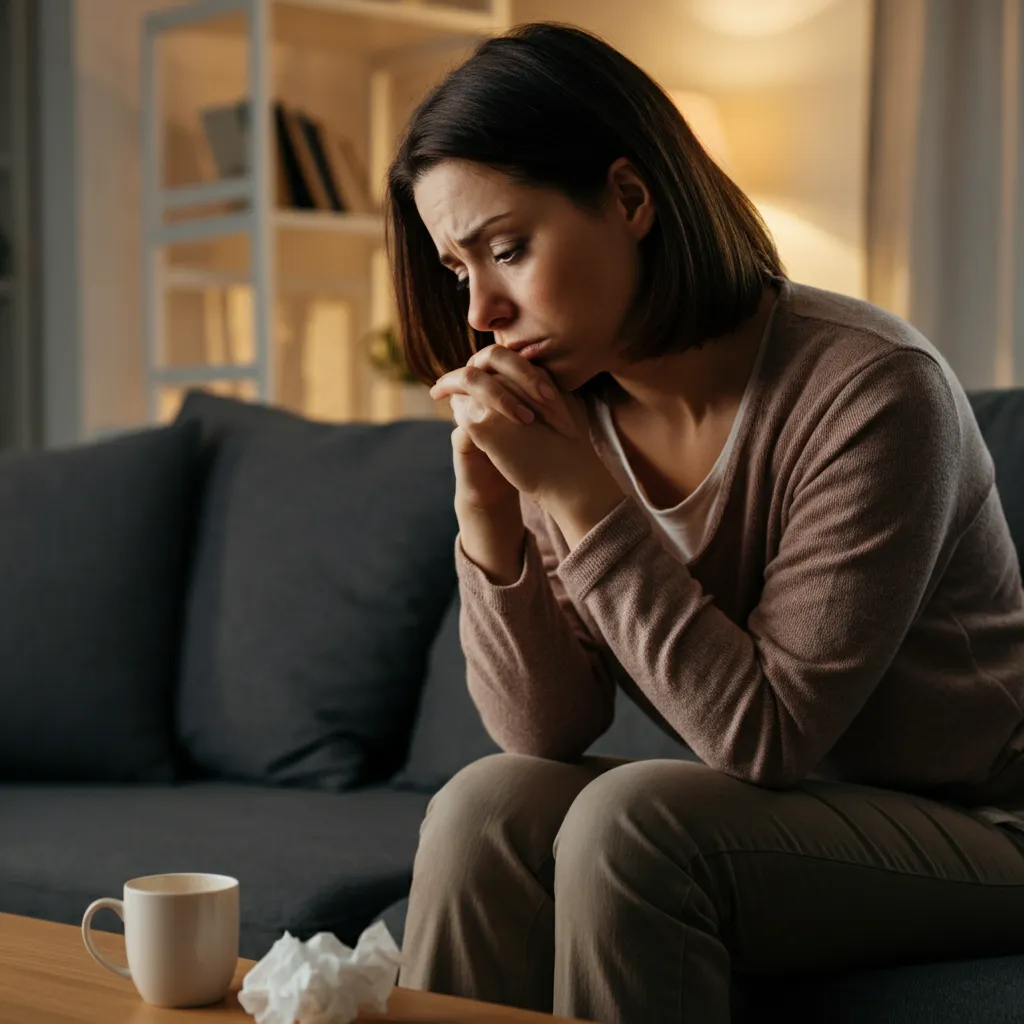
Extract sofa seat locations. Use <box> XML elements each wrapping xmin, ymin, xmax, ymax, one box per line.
<box><xmin>377</xmin><ymin>897</ymin><xmax>1024</xmax><ymax>1024</ymax></box>
<box><xmin>1</xmin><ymin>782</ymin><xmax>431</xmax><ymax>960</ymax></box>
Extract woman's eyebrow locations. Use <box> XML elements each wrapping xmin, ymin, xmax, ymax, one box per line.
<box><xmin>438</xmin><ymin>211</ymin><xmax>514</xmax><ymax>267</ymax></box>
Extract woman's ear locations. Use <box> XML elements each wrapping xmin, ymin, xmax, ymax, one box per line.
<box><xmin>607</xmin><ymin>157</ymin><xmax>656</xmax><ymax>241</ymax></box>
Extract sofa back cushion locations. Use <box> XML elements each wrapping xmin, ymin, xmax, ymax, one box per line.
<box><xmin>174</xmin><ymin>391</ymin><xmax>458</xmax><ymax>790</ymax></box>
<box><xmin>968</xmin><ymin>389</ymin><xmax>1024</xmax><ymax>568</ymax></box>
<box><xmin>392</xmin><ymin>596</ymin><xmax>499</xmax><ymax>789</ymax></box>
<box><xmin>0</xmin><ymin>422</ymin><xmax>200</xmax><ymax>781</ymax></box>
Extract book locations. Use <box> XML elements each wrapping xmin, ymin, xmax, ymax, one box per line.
<box><xmin>272</xmin><ymin>102</ymin><xmax>318</xmax><ymax>210</ymax></box>
<box><xmin>272</xmin><ymin>119</ymin><xmax>295</xmax><ymax>209</ymax></box>
<box><xmin>322</xmin><ymin>131</ymin><xmax>375</xmax><ymax>214</ymax></box>
<box><xmin>297</xmin><ymin>113</ymin><xmax>345</xmax><ymax>213</ymax></box>
<box><xmin>200</xmin><ymin>101</ymin><xmax>248</xmax><ymax>178</ymax></box>
<box><xmin>278</xmin><ymin>104</ymin><xmax>332</xmax><ymax>210</ymax></box>
<box><xmin>200</xmin><ymin>99</ymin><xmax>365</xmax><ymax>213</ymax></box>
<box><xmin>201</xmin><ymin>99</ymin><xmax>293</xmax><ymax>207</ymax></box>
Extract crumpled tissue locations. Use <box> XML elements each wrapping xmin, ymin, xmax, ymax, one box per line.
<box><xmin>238</xmin><ymin>921</ymin><xmax>403</xmax><ymax>1024</ymax></box>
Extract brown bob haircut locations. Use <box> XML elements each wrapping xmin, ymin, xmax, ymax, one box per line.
<box><xmin>385</xmin><ymin>21</ymin><xmax>784</xmax><ymax>387</ymax></box>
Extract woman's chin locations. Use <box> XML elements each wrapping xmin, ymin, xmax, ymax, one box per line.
<box><xmin>535</xmin><ymin>353</ymin><xmax>583</xmax><ymax>393</ymax></box>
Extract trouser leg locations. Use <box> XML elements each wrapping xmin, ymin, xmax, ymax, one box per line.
<box><xmin>398</xmin><ymin>752</ymin><xmax>616</xmax><ymax>1012</ymax></box>
<box><xmin>552</xmin><ymin>760</ymin><xmax>1024</xmax><ymax>1024</ymax></box>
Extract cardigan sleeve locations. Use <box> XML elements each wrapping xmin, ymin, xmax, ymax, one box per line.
<box><xmin>455</xmin><ymin>493</ymin><xmax>617</xmax><ymax>761</ymax></box>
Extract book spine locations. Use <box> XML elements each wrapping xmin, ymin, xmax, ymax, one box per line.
<box><xmin>298</xmin><ymin>114</ymin><xmax>345</xmax><ymax>213</ymax></box>
<box><xmin>273</xmin><ymin>102</ymin><xmax>317</xmax><ymax>210</ymax></box>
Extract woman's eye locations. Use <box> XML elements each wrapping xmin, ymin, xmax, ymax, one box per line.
<box><xmin>494</xmin><ymin>243</ymin><xmax>524</xmax><ymax>265</ymax></box>
<box><xmin>452</xmin><ymin>243</ymin><xmax>523</xmax><ymax>294</ymax></box>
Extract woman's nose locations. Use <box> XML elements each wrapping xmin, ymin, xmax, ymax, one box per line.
<box><xmin>466</xmin><ymin>273</ymin><xmax>515</xmax><ymax>334</ymax></box>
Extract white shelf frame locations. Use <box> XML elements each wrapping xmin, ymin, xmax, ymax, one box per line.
<box><xmin>141</xmin><ymin>0</ymin><xmax>510</xmax><ymax>423</ymax></box>
<box><xmin>164</xmin><ymin>265</ymin><xmax>368</xmax><ymax>295</ymax></box>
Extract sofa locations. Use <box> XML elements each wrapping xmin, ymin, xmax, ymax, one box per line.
<box><xmin>1</xmin><ymin>385</ymin><xmax>1022</xmax><ymax>1023</ymax></box>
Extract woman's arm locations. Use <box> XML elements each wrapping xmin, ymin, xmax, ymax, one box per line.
<box><xmin>547</xmin><ymin>350</ymin><xmax>966</xmax><ymax>788</ymax></box>
<box><xmin>457</xmin><ymin>492</ymin><xmax>617</xmax><ymax>762</ymax></box>
<box><xmin>456</xmin><ymin>495</ymin><xmax>525</xmax><ymax>586</ymax></box>
<box><xmin>430</xmin><ymin>344</ymin><xmax>619</xmax><ymax>761</ymax></box>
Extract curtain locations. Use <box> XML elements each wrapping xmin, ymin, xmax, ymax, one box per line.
<box><xmin>868</xmin><ymin>0</ymin><xmax>1024</xmax><ymax>389</ymax></box>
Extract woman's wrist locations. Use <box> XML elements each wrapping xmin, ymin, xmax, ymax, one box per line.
<box><xmin>541</xmin><ymin>465</ymin><xmax>625</xmax><ymax>549</ymax></box>
<box><xmin>455</xmin><ymin>493</ymin><xmax>527</xmax><ymax>586</ymax></box>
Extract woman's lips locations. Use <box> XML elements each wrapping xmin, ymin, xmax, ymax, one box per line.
<box><xmin>516</xmin><ymin>340</ymin><xmax>549</xmax><ymax>360</ymax></box>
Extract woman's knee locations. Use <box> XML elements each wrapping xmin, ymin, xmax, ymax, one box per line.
<box><xmin>418</xmin><ymin>752</ymin><xmax>607</xmax><ymax>874</ymax></box>
<box><xmin>553</xmin><ymin>759</ymin><xmax>746</xmax><ymax>881</ymax></box>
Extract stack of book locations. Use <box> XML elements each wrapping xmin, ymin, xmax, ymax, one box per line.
<box><xmin>201</xmin><ymin>99</ymin><xmax>376</xmax><ymax>214</ymax></box>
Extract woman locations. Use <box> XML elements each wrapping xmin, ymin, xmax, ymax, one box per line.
<box><xmin>384</xmin><ymin>21</ymin><xmax>1024</xmax><ymax>1024</ymax></box>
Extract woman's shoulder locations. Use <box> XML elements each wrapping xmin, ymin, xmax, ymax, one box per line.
<box><xmin>764</xmin><ymin>280</ymin><xmax>992</xmax><ymax>503</ymax></box>
<box><xmin>779</xmin><ymin>279</ymin><xmax>945</xmax><ymax>368</ymax></box>
<box><xmin>767</xmin><ymin>279</ymin><xmax>964</xmax><ymax>418</ymax></box>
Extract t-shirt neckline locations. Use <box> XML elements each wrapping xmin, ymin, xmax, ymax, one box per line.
<box><xmin>592</xmin><ymin>286</ymin><xmax>780</xmax><ymax>518</ymax></box>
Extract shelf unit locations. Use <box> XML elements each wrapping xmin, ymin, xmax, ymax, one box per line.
<box><xmin>0</xmin><ymin>0</ymin><xmax>35</xmax><ymax>452</ymax></box>
<box><xmin>142</xmin><ymin>0</ymin><xmax>511</xmax><ymax>424</ymax></box>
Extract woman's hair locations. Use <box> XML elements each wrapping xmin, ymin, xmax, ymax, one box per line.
<box><xmin>385</xmin><ymin>21</ymin><xmax>784</xmax><ymax>386</ymax></box>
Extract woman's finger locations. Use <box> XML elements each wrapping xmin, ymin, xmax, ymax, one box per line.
<box><xmin>432</xmin><ymin>365</ymin><xmax>536</xmax><ymax>425</ymax></box>
<box><xmin>467</xmin><ymin>346</ymin><xmax>577</xmax><ymax>438</ymax></box>
<box><xmin>468</xmin><ymin>345</ymin><xmax>558</xmax><ymax>407</ymax></box>
<box><xmin>432</xmin><ymin>366</ymin><xmax>538</xmax><ymax>414</ymax></box>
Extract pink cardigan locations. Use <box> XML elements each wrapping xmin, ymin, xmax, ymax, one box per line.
<box><xmin>454</xmin><ymin>279</ymin><xmax>1024</xmax><ymax>808</ymax></box>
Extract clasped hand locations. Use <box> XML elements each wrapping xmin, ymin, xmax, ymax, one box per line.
<box><xmin>430</xmin><ymin>345</ymin><xmax>624</xmax><ymax>544</ymax></box>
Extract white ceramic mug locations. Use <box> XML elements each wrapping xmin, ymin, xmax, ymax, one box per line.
<box><xmin>81</xmin><ymin>872</ymin><xmax>239</xmax><ymax>1007</ymax></box>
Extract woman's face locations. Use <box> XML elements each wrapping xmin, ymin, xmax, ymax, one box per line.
<box><xmin>413</xmin><ymin>158</ymin><xmax>654</xmax><ymax>391</ymax></box>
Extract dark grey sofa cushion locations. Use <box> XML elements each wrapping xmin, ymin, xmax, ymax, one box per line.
<box><xmin>0</xmin><ymin>422</ymin><xmax>200</xmax><ymax>782</ymax></box>
<box><xmin>968</xmin><ymin>389</ymin><xmax>1024</xmax><ymax>567</ymax></box>
<box><xmin>174</xmin><ymin>391</ymin><xmax>458</xmax><ymax>790</ymax></box>
<box><xmin>731</xmin><ymin>959</ymin><xmax>1024</xmax><ymax>1024</ymax></box>
<box><xmin>0</xmin><ymin>783</ymin><xmax>431</xmax><ymax>959</ymax></box>
<box><xmin>393</xmin><ymin>592</ymin><xmax>697</xmax><ymax>792</ymax></box>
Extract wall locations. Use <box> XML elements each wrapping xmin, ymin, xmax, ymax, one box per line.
<box><xmin>38</xmin><ymin>0</ymin><xmax>80</xmax><ymax>448</ymax></box>
<box><xmin>74</xmin><ymin>2</ymin><xmax>163</xmax><ymax>439</ymax></box>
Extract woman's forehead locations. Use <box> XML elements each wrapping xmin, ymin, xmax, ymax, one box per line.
<box><xmin>415</xmin><ymin>160</ymin><xmax>522</xmax><ymax>210</ymax></box>
<box><xmin>415</xmin><ymin>165</ymin><xmax>549</xmax><ymax>246</ymax></box>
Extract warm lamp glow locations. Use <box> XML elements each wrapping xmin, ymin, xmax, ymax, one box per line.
<box><xmin>754</xmin><ymin>197</ymin><xmax>863</xmax><ymax>297</ymax></box>
<box><xmin>667</xmin><ymin>91</ymin><xmax>865</xmax><ymax>298</ymax></box>
<box><xmin>669</xmin><ymin>90</ymin><xmax>733</xmax><ymax>171</ymax></box>
<box><xmin>689</xmin><ymin>0</ymin><xmax>840</xmax><ymax>37</ymax></box>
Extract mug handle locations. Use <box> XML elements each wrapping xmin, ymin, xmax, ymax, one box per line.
<box><xmin>81</xmin><ymin>898</ymin><xmax>132</xmax><ymax>980</ymax></box>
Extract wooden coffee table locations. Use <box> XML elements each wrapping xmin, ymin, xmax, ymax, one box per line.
<box><xmin>0</xmin><ymin>913</ymin><xmax>580</xmax><ymax>1023</ymax></box>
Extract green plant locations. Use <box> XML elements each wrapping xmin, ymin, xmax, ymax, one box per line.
<box><xmin>366</xmin><ymin>325</ymin><xmax>419</xmax><ymax>384</ymax></box>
